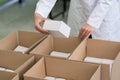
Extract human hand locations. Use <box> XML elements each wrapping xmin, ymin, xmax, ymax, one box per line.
<box><xmin>34</xmin><ymin>13</ymin><xmax>49</xmax><ymax>34</ymax></box>
<box><xmin>78</xmin><ymin>24</ymin><xmax>94</xmax><ymax>41</ymax></box>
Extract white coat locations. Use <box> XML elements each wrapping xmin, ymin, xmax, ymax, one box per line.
<box><xmin>35</xmin><ymin>0</ymin><xmax>120</xmax><ymax>42</ymax></box>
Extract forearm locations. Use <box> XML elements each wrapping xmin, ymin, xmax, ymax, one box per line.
<box><xmin>35</xmin><ymin>0</ymin><xmax>57</xmax><ymax>18</ymax></box>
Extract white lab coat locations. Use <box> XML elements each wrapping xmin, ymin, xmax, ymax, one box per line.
<box><xmin>35</xmin><ymin>0</ymin><xmax>120</xmax><ymax>42</ymax></box>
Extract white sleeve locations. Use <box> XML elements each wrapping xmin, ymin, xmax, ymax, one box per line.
<box><xmin>87</xmin><ymin>0</ymin><xmax>114</xmax><ymax>29</ymax></box>
<box><xmin>35</xmin><ymin>0</ymin><xmax>57</xmax><ymax>18</ymax></box>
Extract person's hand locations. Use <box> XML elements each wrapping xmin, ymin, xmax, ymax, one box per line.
<box><xmin>78</xmin><ymin>24</ymin><xmax>94</xmax><ymax>41</ymax></box>
<box><xmin>34</xmin><ymin>13</ymin><xmax>49</xmax><ymax>34</ymax></box>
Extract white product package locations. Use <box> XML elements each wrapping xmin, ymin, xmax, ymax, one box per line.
<box><xmin>43</xmin><ymin>20</ymin><xmax>71</xmax><ymax>38</ymax></box>
<box><xmin>84</xmin><ymin>57</ymin><xmax>114</xmax><ymax>73</ymax></box>
<box><xmin>56</xmin><ymin>78</ymin><xmax>66</xmax><ymax>80</ymax></box>
<box><xmin>5</xmin><ymin>69</ymin><xmax>14</xmax><ymax>73</ymax></box>
<box><xmin>102</xmin><ymin>59</ymin><xmax>114</xmax><ymax>73</ymax></box>
<box><xmin>0</xmin><ymin>67</ymin><xmax>14</xmax><ymax>73</ymax></box>
<box><xmin>44</xmin><ymin>76</ymin><xmax>56</xmax><ymax>80</ymax></box>
<box><xmin>50</xmin><ymin>51</ymin><xmax>70</xmax><ymax>58</ymax></box>
<box><xmin>44</xmin><ymin>76</ymin><xmax>66</xmax><ymax>80</ymax></box>
<box><xmin>0</xmin><ymin>67</ymin><xmax>6</xmax><ymax>71</ymax></box>
<box><xmin>84</xmin><ymin>57</ymin><xmax>102</xmax><ymax>64</ymax></box>
<box><xmin>14</xmin><ymin>45</ymin><xmax>29</xmax><ymax>53</ymax></box>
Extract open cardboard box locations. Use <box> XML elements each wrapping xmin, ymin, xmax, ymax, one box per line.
<box><xmin>0</xmin><ymin>30</ymin><xmax>47</xmax><ymax>53</ymax></box>
<box><xmin>0</xmin><ymin>50</ymin><xmax>35</xmax><ymax>80</ymax></box>
<box><xmin>24</xmin><ymin>56</ymin><xmax>101</xmax><ymax>80</ymax></box>
<box><xmin>30</xmin><ymin>35</ymin><xmax>81</xmax><ymax>61</ymax></box>
<box><xmin>0</xmin><ymin>71</ymin><xmax>19</xmax><ymax>80</ymax></box>
<box><xmin>69</xmin><ymin>39</ymin><xmax>120</xmax><ymax>80</ymax></box>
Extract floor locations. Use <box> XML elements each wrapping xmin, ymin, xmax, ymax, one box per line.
<box><xmin>0</xmin><ymin>0</ymin><xmax>69</xmax><ymax>39</ymax></box>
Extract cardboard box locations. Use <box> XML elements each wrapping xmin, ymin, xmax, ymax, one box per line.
<box><xmin>111</xmin><ymin>52</ymin><xmax>120</xmax><ymax>80</ymax></box>
<box><xmin>69</xmin><ymin>39</ymin><xmax>120</xmax><ymax>80</ymax></box>
<box><xmin>43</xmin><ymin>20</ymin><xmax>71</xmax><ymax>38</ymax></box>
<box><xmin>0</xmin><ymin>71</ymin><xmax>19</xmax><ymax>80</ymax></box>
<box><xmin>0</xmin><ymin>30</ymin><xmax>47</xmax><ymax>53</ymax></box>
<box><xmin>30</xmin><ymin>35</ymin><xmax>81</xmax><ymax>60</ymax></box>
<box><xmin>0</xmin><ymin>50</ymin><xmax>35</xmax><ymax>80</ymax></box>
<box><xmin>24</xmin><ymin>56</ymin><xmax>101</xmax><ymax>80</ymax></box>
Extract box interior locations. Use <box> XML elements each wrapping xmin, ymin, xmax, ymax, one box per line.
<box><xmin>30</xmin><ymin>35</ymin><xmax>80</xmax><ymax>57</ymax></box>
<box><xmin>0</xmin><ymin>31</ymin><xmax>46</xmax><ymax>52</ymax></box>
<box><xmin>24</xmin><ymin>57</ymin><xmax>101</xmax><ymax>80</ymax></box>
<box><xmin>0</xmin><ymin>50</ymin><xmax>33</xmax><ymax>70</ymax></box>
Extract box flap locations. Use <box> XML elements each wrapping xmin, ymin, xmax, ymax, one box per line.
<box><xmin>114</xmin><ymin>51</ymin><xmax>120</xmax><ymax>61</ymax></box>
<box><xmin>0</xmin><ymin>32</ymin><xmax>18</xmax><ymax>50</ymax></box>
<box><xmin>111</xmin><ymin>60</ymin><xmax>120</xmax><ymax>80</ymax></box>
<box><xmin>24</xmin><ymin>57</ymin><xmax>46</xmax><ymax>79</ymax></box>
<box><xmin>45</xmin><ymin>57</ymin><xmax>99</xmax><ymax>80</ymax></box>
<box><xmin>90</xmin><ymin>66</ymin><xmax>101</xmax><ymax>80</ymax></box>
<box><xmin>69</xmin><ymin>39</ymin><xmax>87</xmax><ymax>61</ymax></box>
<box><xmin>18</xmin><ymin>31</ymin><xmax>46</xmax><ymax>47</ymax></box>
<box><xmin>54</xmin><ymin>36</ymin><xmax>80</xmax><ymax>53</ymax></box>
<box><xmin>0</xmin><ymin>51</ymin><xmax>32</xmax><ymax>70</ymax></box>
<box><xmin>87</xmin><ymin>39</ymin><xmax>120</xmax><ymax>59</ymax></box>
<box><xmin>101</xmin><ymin>64</ymin><xmax>110</xmax><ymax>80</ymax></box>
<box><xmin>30</xmin><ymin>35</ymin><xmax>53</xmax><ymax>55</ymax></box>
<box><xmin>111</xmin><ymin>51</ymin><xmax>120</xmax><ymax>80</ymax></box>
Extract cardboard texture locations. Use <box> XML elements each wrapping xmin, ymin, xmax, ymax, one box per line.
<box><xmin>69</xmin><ymin>39</ymin><xmax>120</xmax><ymax>80</ymax></box>
<box><xmin>24</xmin><ymin>56</ymin><xmax>101</xmax><ymax>80</ymax></box>
<box><xmin>43</xmin><ymin>20</ymin><xmax>71</xmax><ymax>38</ymax></box>
<box><xmin>111</xmin><ymin>52</ymin><xmax>120</xmax><ymax>80</ymax></box>
<box><xmin>30</xmin><ymin>35</ymin><xmax>81</xmax><ymax>60</ymax></box>
<box><xmin>0</xmin><ymin>50</ymin><xmax>35</xmax><ymax>80</ymax></box>
<box><xmin>0</xmin><ymin>30</ymin><xmax>47</xmax><ymax>53</ymax></box>
<box><xmin>0</xmin><ymin>71</ymin><xmax>19</xmax><ymax>80</ymax></box>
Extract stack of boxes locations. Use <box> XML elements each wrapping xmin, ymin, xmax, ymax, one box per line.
<box><xmin>0</xmin><ymin>20</ymin><xmax>120</xmax><ymax>80</ymax></box>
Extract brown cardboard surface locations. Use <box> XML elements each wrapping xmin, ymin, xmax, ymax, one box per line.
<box><xmin>69</xmin><ymin>40</ymin><xmax>87</xmax><ymax>61</ymax></box>
<box><xmin>30</xmin><ymin>35</ymin><xmax>81</xmax><ymax>59</ymax></box>
<box><xmin>111</xmin><ymin>52</ymin><xmax>120</xmax><ymax>80</ymax></box>
<box><xmin>0</xmin><ymin>50</ymin><xmax>35</xmax><ymax>80</ymax></box>
<box><xmin>30</xmin><ymin>36</ymin><xmax>53</xmax><ymax>55</ymax></box>
<box><xmin>90</xmin><ymin>66</ymin><xmax>101</xmax><ymax>80</ymax></box>
<box><xmin>0</xmin><ymin>31</ymin><xmax>47</xmax><ymax>53</ymax></box>
<box><xmin>87</xmin><ymin>39</ymin><xmax>120</xmax><ymax>59</ymax></box>
<box><xmin>0</xmin><ymin>32</ymin><xmax>17</xmax><ymax>50</ymax></box>
<box><xmin>24</xmin><ymin>56</ymin><xmax>101</xmax><ymax>80</ymax></box>
<box><xmin>114</xmin><ymin>51</ymin><xmax>120</xmax><ymax>61</ymax></box>
<box><xmin>18</xmin><ymin>31</ymin><xmax>46</xmax><ymax>47</ymax></box>
<box><xmin>53</xmin><ymin>36</ymin><xmax>80</xmax><ymax>52</ymax></box>
<box><xmin>69</xmin><ymin>39</ymin><xmax>120</xmax><ymax>80</ymax></box>
<box><xmin>24</xmin><ymin>58</ymin><xmax>46</xmax><ymax>79</ymax></box>
<box><xmin>0</xmin><ymin>71</ymin><xmax>19</xmax><ymax>80</ymax></box>
<box><xmin>111</xmin><ymin>60</ymin><xmax>120</xmax><ymax>80</ymax></box>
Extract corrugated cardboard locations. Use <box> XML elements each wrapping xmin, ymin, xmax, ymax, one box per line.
<box><xmin>0</xmin><ymin>30</ymin><xmax>47</xmax><ymax>53</ymax></box>
<box><xmin>24</xmin><ymin>56</ymin><xmax>101</xmax><ymax>80</ymax></box>
<box><xmin>0</xmin><ymin>71</ymin><xmax>19</xmax><ymax>80</ymax></box>
<box><xmin>69</xmin><ymin>39</ymin><xmax>120</xmax><ymax>80</ymax></box>
<box><xmin>30</xmin><ymin>35</ymin><xmax>81</xmax><ymax>60</ymax></box>
<box><xmin>111</xmin><ymin>52</ymin><xmax>120</xmax><ymax>80</ymax></box>
<box><xmin>0</xmin><ymin>50</ymin><xmax>35</xmax><ymax>80</ymax></box>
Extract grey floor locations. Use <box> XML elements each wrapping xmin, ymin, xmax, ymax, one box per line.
<box><xmin>0</xmin><ymin>0</ymin><xmax>69</xmax><ymax>39</ymax></box>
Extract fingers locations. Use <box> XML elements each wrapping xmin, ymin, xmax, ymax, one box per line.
<box><xmin>78</xmin><ymin>24</ymin><xmax>94</xmax><ymax>41</ymax></box>
<box><xmin>81</xmin><ymin>30</ymin><xmax>92</xmax><ymax>41</ymax></box>
<box><xmin>34</xmin><ymin>13</ymin><xmax>50</xmax><ymax>34</ymax></box>
<box><xmin>35</xmin><ymin>23</ymin><xmax>49</xmax><ymax>34</ymax></box>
